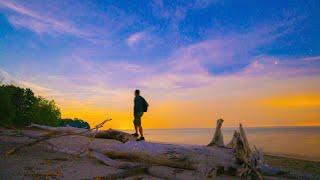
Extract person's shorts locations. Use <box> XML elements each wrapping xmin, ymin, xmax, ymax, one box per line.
<box><xmin>133</xmin><ymin>112</ymin><xmax>144</xmax><ymax>126</ymax></box>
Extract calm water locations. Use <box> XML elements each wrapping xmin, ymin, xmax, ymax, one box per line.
<box><xmin>125</xmin><ymin>127</ymin><xmax>320</xmax><ymax>161</ymax></box>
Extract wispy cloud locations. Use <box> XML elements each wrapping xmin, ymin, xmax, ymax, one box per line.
<box><xmin>126</xmin><ymin>31</ymin><xmax>146</xmax><ymax>47</ymax></box>
<box><xmin>168</xmin><ymin>19</ymin><xmax>297</xmax><ymax>71</ymax></box>
<box><xmin>0</xmin><ymin>0</ymin><xmax>86</xmax><ymax>36</ymax></box>
<box><xmin>126</xmin><ymin>30</ymin><xmax>161</xmax><ymax>49</ymax></box>
<box><xmin>0</xmin><ymin>68</ymin><xmax>17</xmax><ymax>84</ymax></box>
<box><xmin>242</xmin><ymin>55</ymin><xmax>320</xmax><ymax>76</ymax></box>
<box><xmin>151</xmin><ymin>0</ymin><xmax>214</xmax><ymax>21</ymax></box>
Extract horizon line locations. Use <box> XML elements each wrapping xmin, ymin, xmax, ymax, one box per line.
<box><xmin>115</xmin><ymin>124</ymin><xmax>320</xmax><ymax>131</ymax></box>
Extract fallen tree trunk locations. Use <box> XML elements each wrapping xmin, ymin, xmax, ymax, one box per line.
<box><xmin>44</xmin><ymin>135</ymin><xmax>235</xmax><ymax>177</ymax></box>
<box><xmin>29</xmin><ymin>123</ymin><xmax>136</xmax><ymax>143</ymax></box>
<box><xmin>95</xmin><ymin>129</ymin><xmax>136</xmax><ymax>143</ymax></box>
<box><xmin>6</xmin><ymin>120</ymin><xmax>275</xmax><ymax>178</ymax></box>
<box><xmin>88</xmin><ymin>150</ymin><xmax>140</xmax><ymax>169</ymax></box>
<box><xmin>148</xmin><ymin>166</ymin><xmax>206</xmax><ymax>179</ymax></box>
<box><xmin>24</xmin><ymin>123</ymin><xmax>236</xmax><ymax>176</ymax></box>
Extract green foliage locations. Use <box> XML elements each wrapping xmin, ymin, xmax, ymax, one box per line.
<box><xmin>29</xmin><ymin>97</ymin><xmax>61</xmax><ymax>126</ymax></box>
<box><xmin>0</xmin><ymin>84</ymin><xmax>89</xmax><ymax>128</ymax></box>
<box><xmin>59</xmin><ymin>118</ymin><xmax>90</xmax><ymax>129</ymax></box>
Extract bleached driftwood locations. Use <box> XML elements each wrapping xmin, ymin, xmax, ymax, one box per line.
<box><xmin>29</xmin><ymin>122</ymin><xmax>136</xmax><ymax>143</ymax></box>
<box><xmin>4</xmin><ymin>119</ymin><xmax>111</xmax><ymax>156</ymax></box>
<box><xmin>251</xmin><ymin>146</ymin><xmax>265</xmax><ymax>169</ymax></box>
<box><xmin>8</xmin><ymin>130</ymin><xmax>234</xmax><ymax>177</ymax></box>
<box><xmin>148</xmin><ymin>166</ymin><xmax>206</xmax><ymax>179</ymax></box>
<box><xmin>88</xmin><ymin>150</ymin><xmax>139</xmax><ymax>169</ymax></box>
<box><xmin>29</xmin><ymin>124</ymin><xmax>87</xmax><ymax>133</ymax></box>
<box><xmin>4</xmin><ymin>121</ymin><xmax>235</xmax><ymax>177</ymax></box>
<box><xmin>207</xmin><ymin>119</ymin><xmax>224</xmax><ymax>147</ymax></box>
<box><xmin>89</xmin><ymin>139</ymin><xmax>234</xmax><ymax>176</ymax></box>
<box><xmin>95</xmin><ymin>129</ymin><xmax>136</xmax><ymax>143</ymax></box>
<box><xmin>29</xmin><ymin>118</ymin><xmax>111</xmax><ymax>136</ymax></box>
<box><xmin>239</xmin><ymin>123</ymin><xmax>251</xmax><ymax>156</ymax></box>
<box><xmin>226</xmin><ymin>130</ymin><xmax>240</xmax><ymax>149</ymax></box>
<box><xmin>95</xmin><ymin>166</ymin><xmax>206</xmax><ymax>180</ymax></box>
<box><xmin>4</xmin><ymin>120</ymin><xmax>277</xmax><ymax>179</ymax></box>
<box><xmin>233</xmin><ymin>124</ymin><xmax>263</xmax><ymax>179</ymax></box>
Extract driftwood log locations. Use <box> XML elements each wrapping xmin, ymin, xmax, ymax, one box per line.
<box><xmin>45</xmin><ymin>135</ymin><xmax>235</xmax><ymax>177</ymax></box>
<box><xmin>207</xmin><ymin>118</ymin><xmax>224</xmax><ymax>147</ymax></box>
<box><xmin>232</xmin><ymin>124</ymin><xmax>264</xmax><ymax>179</ymax></box>
<box><xmin>226</xmin><ymin>130</ymin><xmax>240</xmax><ymax>149</ymax></box>
<box><xmin>14</xmin><ymin>121</ymin><xmax>236</xmax><ymax>178</ymax></box>
<box><xmin>2</xmin><ymin>119</ymin><xmax>278</xmax><ymax>179</ymax></box>
<box><xmin>207</xmin><ymin>120</ymin><xmax>265</xmax><ymax>179</ymax></box>
<box><xmin>29</xmin><ymin>123</ymin><xmax>135</xmax><ymax>143</ymax></box>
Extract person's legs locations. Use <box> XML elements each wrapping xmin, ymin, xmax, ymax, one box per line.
<box><xmin>134</xmin><ymin>125</ymin><xmax>138</xmax><ymax>134</ymax></box>
<box><xmin>138</xmin><ymin>126</ymin><xmax>143</xmax><ymax>137</ymax></box>
<box><xmin>136</xmin><ymin>112</ymin><xmax>145</xmax><ymax>141</ymax></box>
<box><xmin>132</xmin><ymin>114</ymin><xmax>139</xmax><ymax>136</ymax></box>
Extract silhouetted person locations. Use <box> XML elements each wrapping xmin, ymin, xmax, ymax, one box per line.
<box><xmin>132</xmin><ymin>89</ymin><xmax>148</xmax><ymax>141</ymax></box>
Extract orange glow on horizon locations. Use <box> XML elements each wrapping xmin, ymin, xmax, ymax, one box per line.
<box><xmin>262</xmin><ymin>94</ymin><xmax>320</xmax><ymax>108</ymax></box>
<box><xmin>60</xmin><ymin>93</ymin><xmax>320</xmax><ymax>129</ymax></box>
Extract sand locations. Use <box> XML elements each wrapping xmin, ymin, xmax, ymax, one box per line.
<box><xmin>264</xmin><ymin>155</ymin><xmax>320</xmax><ymax>179</ymax></box>
<box><xmin>0</xmin><ymin>135</ymin><xmax>124</xmax><ymax>179</ymax></box>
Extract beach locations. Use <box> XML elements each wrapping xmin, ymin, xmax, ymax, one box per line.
<box><xmin>1</xmin><ymin>128</ymin><xmax>320</xmax><ymax>179</ymax></box>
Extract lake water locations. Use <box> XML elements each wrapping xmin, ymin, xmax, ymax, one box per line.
<box><xmin>125</xmin><ymin>126</ymin><xmax>320</xmax><ymax>161</ymax></box>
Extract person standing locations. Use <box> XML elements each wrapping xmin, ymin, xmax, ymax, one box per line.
<box><xmin>132</xmin><ymin>89</ymin><xmax>148</xmax><ymax>141</ymax></box>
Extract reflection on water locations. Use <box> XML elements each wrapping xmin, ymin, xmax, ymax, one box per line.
<box><xmin>124</xmin><ymin>127</ymin><xmax>320</xmax><ymax>161</ymax></box>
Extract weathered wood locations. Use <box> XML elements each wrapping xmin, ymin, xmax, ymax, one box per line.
<box><xmin>207</xmin><ymin>119</ymin><xmax>224</xmax><ymax>147</ymax></box>
<box><xmin>148</xmin><ymin>166</ymin><xmax>205</xmax><ymax>180</ymax></box>
<box><xmin>4</xmin><ymin>120</ymin><xmax>111</xmax><ymax>156</ymax></box>
<box><xmin>88</xmin><ymin>150</ymin><xmax>138</xmax><ymax>169</ymax></box>
<box><xmin>234</xmin><ymin>124</ymin><xmax>263</xmax><ymax>179</ymax></box>
<box><xmin>239</xmin><ymin>123</ymin><xmax>251</xmax><ymax>156</ymax></box>
<box><xmin>62</xmin><ymin>136</ymin><xmax>234</xmax><ymax>176</ymax></box>
<box><xmin>31</xmin><ymin>132</ymin><xmax>234</xmax><ymax>177</ymax></box>
<box><xmin>29</xmin><ymin>122</ymin><xmax>136</xmax><ymax>143</ymax></box>
<box><xmin>5</xmin><ymin>121</ymin><xmax>273</xmax><ymax>179</ymax></box>
<box><xmin>226</xmin><ymin>130</ymin><xmax>240</xmax><ymax>149</ymax></box>
<box><xmin>29</xmin><ymin>124</ymin><xmax>88</xmax><ymax>133</ymax></box>
<box><xmin>95</xmin><ymin>129</ymin><xmax>136</xmax><ymax>143</ymax></box>
<box><xmin>29</xmin><ymin>119</ymin><xmax>111</xmax><ymax>136</ymax></box>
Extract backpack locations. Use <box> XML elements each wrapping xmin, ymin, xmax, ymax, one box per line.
<box><xmin>142</xmin><ymin>97</ymin><xmax>149</xmax><ymax>112</ymax></box>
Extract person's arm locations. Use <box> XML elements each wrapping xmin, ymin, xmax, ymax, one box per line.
<box><xmin>134</xmin><ymin>97</ymin><xmax>137</xmax><ymax>115</ymax></box>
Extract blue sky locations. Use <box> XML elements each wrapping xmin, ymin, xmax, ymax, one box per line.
<box><xmin>0</xmin><ymin>1</ymin><xmax>319</xmax><ymax>72</ymax></box>
<box><xmin>0</xmin><ymin>0</ymin><xmax>320</xmax><ymax>128</ymax></box>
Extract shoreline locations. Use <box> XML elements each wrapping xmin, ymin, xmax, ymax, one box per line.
<box><xmin>119</xmin><ymin>125</ymin><xmax>320</xmax><ymax>131</ymax></box>
<box><xmin>264</xmin><ymin>152</ymin><xmax>320</xmax><ymax>163</ymax></box>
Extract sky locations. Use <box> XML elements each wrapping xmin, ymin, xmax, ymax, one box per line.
<box><xmin>0</xmin><ymin>0</ymin><xmax>319</xmax><ymax>129</ymax></box>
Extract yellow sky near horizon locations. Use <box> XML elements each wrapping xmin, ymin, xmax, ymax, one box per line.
<box><xmin>59</xmin><ymin>82</ymin><xmax>320</xmax><ymax>129</ymax></box>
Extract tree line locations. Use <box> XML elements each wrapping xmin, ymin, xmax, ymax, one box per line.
<box><xmin>0</xmin><ymin>84</ymin><xmax>90</xmax><ymax>129</ymax></box>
